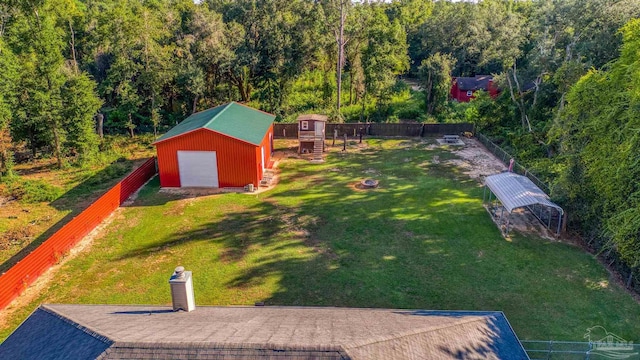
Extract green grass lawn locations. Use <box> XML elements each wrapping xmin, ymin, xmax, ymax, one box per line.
<box><xmin>2</xmin><ymin>138</ymin><xmax>639</xmax><ymax>343</ymax></box>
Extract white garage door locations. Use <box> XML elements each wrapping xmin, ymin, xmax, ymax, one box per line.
<box><xmin>177</xmin><ymin>151</ymin><xmax>219</xmax><ymax>187</ymax></box>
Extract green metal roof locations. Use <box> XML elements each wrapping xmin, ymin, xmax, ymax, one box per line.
<box><xmin>154</xmin><ymin>102</ymin><xmax>275</xmax><ymax>146</ymax></box>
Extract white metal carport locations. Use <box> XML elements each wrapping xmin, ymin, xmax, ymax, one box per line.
<box><xmin>483</xmin><ymin>172</ymin><xmax>564</xmax><ymax>235</ymax></box>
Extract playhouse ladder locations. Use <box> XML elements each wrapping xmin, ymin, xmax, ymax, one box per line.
<box><xmin>312</xmin><ymin>140</ymin><xmax>324</xmax><ymax>162</ymax></box>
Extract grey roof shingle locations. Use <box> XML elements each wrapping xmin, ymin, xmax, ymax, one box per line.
<box><xmin>0</xmin><ymin>307</ymin><xmax>112</xmax><ymax>360</ymax></box>
<box><xmin>456</xmin><ymin>75</ymin><xmax>494</xmax><ymax>91</ymax></box>
<box><xmin>0</xmin><ymin>305</ymin><xmax>528</xmax><ymax>360</ymax></box>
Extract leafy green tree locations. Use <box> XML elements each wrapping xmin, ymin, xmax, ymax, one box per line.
<box><xmin>87</xmin><ymin>0</ymin><xmax>143</xmax><ymax>135</ymax></box>
<box><xmin>361</xmin><ymin>5</ymin><xmax>409</xmax><ymax>118</ymax></box>
<box><xmin>8</xmin><ymin>1</ymin><xmax>68</xmax><ymax>167</ymax></box>
<box><xmin>553</xmin><ymin>18</ymin><xmax>640</xmax><ymax>269</ymax></box>
<box><xmin>0</xmin><ymin>37</ymin><xmax>18</xmax><ymax>176</ymax></box>
<box><xmin>419</xmin><ymin>52</ymin><xmax>455</xmax><ymax>116</ymax></box>
<box><xmin>60</xmin><ymin>72</ymin><xmax>103</xmax><ymax>161</ymax></box>
<box><xmin>412</xmin><ymin>1</ymin><xmax>485</xmax><ymax>76</ymax></box>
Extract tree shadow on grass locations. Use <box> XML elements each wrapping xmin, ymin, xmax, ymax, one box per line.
<box><xmin>114</xmin><ymin>139</ymin><xmax>494</xmax><ymax>310</ymax></box>
<box><xmin>106</xmin><ymin>139</ymin><xmax>634</xmax><ymax>341</ymax></box>
<box><xmin>115</xmin><ymin>199</ymin><xmax>288</xmax><ymax>263</ymax></box>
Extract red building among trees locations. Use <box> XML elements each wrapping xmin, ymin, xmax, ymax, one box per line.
<box><xmin>450</xmin><ymin>75</ymin><xmax>499</xmax><ymax>102</ymax></box>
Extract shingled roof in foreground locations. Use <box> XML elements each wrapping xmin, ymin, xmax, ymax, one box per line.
<box><xmin>0</xmin><ymin>304</ymin><xmax>528</xmax><ymax>360</ymax></box>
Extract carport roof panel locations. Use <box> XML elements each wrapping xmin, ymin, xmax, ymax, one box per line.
<box><xmin>155</xmin><ymin>102</ymin><xmax>275</xmax><ymax>146</ymax></box>
<box><xmin>485</xmin><ymin>172</ymin><xmax>563</xmax><ymax>214</ymax></box>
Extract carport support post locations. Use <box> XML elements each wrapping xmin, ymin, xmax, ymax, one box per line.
<box><xmin>556</xmin><ymin>210</ymin><xmax>562</xmax><ymax>235</ymax></box>
<box><xmin>505</xmin><ymin>214</ymin><xmax>511</xmax><ymax>234</ymax></box>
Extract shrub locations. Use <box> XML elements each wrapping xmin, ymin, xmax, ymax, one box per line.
<box><xmin>3</xmin><ymin>178</ymin><xmax>63</xmax><ymax>203</ymax></box>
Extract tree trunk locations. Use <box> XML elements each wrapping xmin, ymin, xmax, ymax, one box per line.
<box><xmin>128</xmin><ymin>113</ymin><xmax>134</xmax><ymax>138</ymax></box>
<box><xmin>237</xmin><ymin>81</ymin><xmax>249</xmax><ymax>102</ymax></box>
<box><xmin>360</xmin><ymin>91</ymin><xmax>366</xmax><ymax>123</ymax></box>
<box><xmin>29</xmin><ymin>129</ymin><xmax>36</xmax><ymax>158</ymax></box>
<box><xmin>505</xmin><ymin>65</ymin><xmax>532</xmax><ymax>132</ymax></box>
<box><xmin>69</xmin><ymin>21</ymin><xmax>78</xmax><ymax>74</ymax></box>
<box><xmin>192</xmin><ymin>94</ymin><xmax>198</xmax><ymax>114</ymax></box>
<box><xmin>426</xmin><ymin>72</ymin><xmax>435</xmax><ymax>115</ymax></box>
<box><xmin>51</xmin><ymin>118</ymin><xmax>62</xmax><ymax>168</ymax></box>
<box><xmin>335</xmin><ymin>0</ymin><xmax>347</xmax><ymax>116</ymax></box>
<box><xmin>0</xmin><ymin>151</ymin><xmax>5</xmax><ymax>174</ymax></box>
<box><xmin>0</xmin><ymin>128</ymin><xmax>10</xmax><ymax>175</ymax></box>
<box><xmin>96</xmin><ymin>113</ymin><xmax>104</xmax><ymax>139</ymax></box>
<box><xmin>231</xmin><ymin>70</ymin><xmax>251</xmax><ymax>102</ymax></box>
<box><xmin>349</xmin><ymin>72</ymin><xmax>354</xmax><ymax>105</ymax></box>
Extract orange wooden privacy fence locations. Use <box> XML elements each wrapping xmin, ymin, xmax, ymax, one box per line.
<box><xmin>0</xmin><ymin>157</ymin><xmax>157</xmax><ymax>310</ymax></box>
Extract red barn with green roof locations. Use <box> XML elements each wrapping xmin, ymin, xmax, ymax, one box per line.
<box><xmin>153</xmin><ymin>102</ymin><xmax>275</xmax><ymax>188</ymax></box>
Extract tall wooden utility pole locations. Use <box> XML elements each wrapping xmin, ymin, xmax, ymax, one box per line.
<box><xmin>335</xmin><ymin>0</ymin><xmax>348</xmax><ymax>118</ymax></box>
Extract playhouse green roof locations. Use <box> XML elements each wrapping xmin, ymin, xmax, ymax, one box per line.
<box><xmin>154</xmin><ymin>102</ymin><xmax>275</xmax><ymax>146</ymax></box>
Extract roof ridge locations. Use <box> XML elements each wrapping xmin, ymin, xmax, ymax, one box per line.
<box><xmin>233</xmin><ymin>101</ymin><xmax>275</xmax><ymax>117</ymax></box>
<box><xmin>204</xmin><ymin>102</ymin><xmax>234</xmax><ymax>127</ymax></box>
<box><xmin>40</xmin><ymin>305</ymin><xmax>113</xmax><ymax>345</ymax></box>
<box><xmin>340</xmin><ymin>315</ymin><xmax>492</xmax><ymax>351</ymax></box>
<box><xmin>110</xmin><ymin>341</ymin><xmax>344</xmax><ymax>352</ymax></box>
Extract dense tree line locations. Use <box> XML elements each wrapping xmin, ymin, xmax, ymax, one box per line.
<box><xmin>1</xmin><ymin>0</ymin><xmax>640</xmax><ymax>282</ymax></box>
<box><xmin>438</xmin><ymin>0</ymin><xmax>640</xmax><ymax>283</ymax></box>
<box><xmin>0</xmin><ymin>0</ymin><xmax>409</xmax><ymax>167</ymax></box>
<box><xmin>551</xmin><ymin>19</ymin><xmax>640</xmax><ymax>276</ymax></box>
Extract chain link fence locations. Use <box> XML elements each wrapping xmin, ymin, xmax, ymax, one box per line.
<box><xmin>522</xmin><ymin>340</ymin><xmax>640</xmax><ymax>360</ymax></box>
<box><xmin>476</xmin><ymin>132</ymin><xmax>550</xmax><ymax>194</ymax></box>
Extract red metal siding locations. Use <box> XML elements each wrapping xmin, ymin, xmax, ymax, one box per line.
<box><xmin>450</xmin><ymin>80</ymin><xmax>474</xmax><ymax>102</ymax></box>
<box><xmin>156</xmin><ymin>129</ymin><xmax>262</xmax><ymax>188</ymax></box>
<box><xmin>0</xmin><ymin>158</ymin><xmax>157</xmax><ymax>310</ymax></box>
<box><xmin>488</xmin><ymin>81</ymin><xmax>499</xmax><ymax>98</ymax></box>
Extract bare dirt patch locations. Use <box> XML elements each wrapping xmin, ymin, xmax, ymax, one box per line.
<box><xmin>445</xmin><ymin>138</ymin><xmax>507</xmax><ymax>180</ymax></box>
<box><xmin>0</xmin><ymin>227</ymin><xmax>34</xmax><ymax>250</ymax></box>
<box><xmin>485</xmin><ymin>206</ymin><xmax>558</xmax><ymax>241</ymax></box>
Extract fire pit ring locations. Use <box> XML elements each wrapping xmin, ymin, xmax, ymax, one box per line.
<box><xmin>360</xmin><ymin>179</ymin><xmax>379</xmax><ymax>189</ymax></box>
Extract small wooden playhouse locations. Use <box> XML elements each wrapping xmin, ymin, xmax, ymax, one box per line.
<box><xmin>154</xmin><ymin>102</ymin><xmax>275</xmax><ymax>189</ymax></box>
<box><xmin>297</xmin><ymin>114</ymin><xmax>326</xmax><ymax>161</ymax></box>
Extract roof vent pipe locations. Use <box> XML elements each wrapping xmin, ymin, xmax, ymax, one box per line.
<box><xmin>169</xmin><ymin>266</ymin><xmax>195</xmax><ymax>312</ymax></box>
